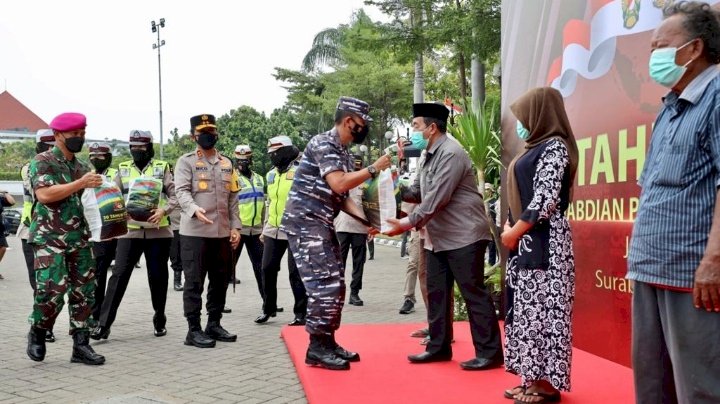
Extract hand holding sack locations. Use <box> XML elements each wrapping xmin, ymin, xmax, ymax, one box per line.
<box><xmin>82</xmin><ymin>179</ymin><xmax>128</xmax><ymax>241</ymax></box>
<box><xmin>126</xmin><ymin>177</ymin><xmax>163</xmax><ymax>226</ymax></box>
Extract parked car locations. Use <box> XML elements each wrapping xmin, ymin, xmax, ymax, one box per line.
<box><xmin>2</xmin><ymin>209</ymin><xmax>21</xmax><ymax>236</ymax></box>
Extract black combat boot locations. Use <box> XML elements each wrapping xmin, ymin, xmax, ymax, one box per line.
<box><xmin>184</xmin><ymin>318</ymin><xmax>215</xmax><ymax>348</ymax></box>
<box><xmin>45</xmin><ymin>328</ymin><xmax>56</xmax><ymax>343</ymax></box>
<box><xmin>173</xmin><ymin>271</ymin><xmax>183</xmax><ymax>291</ymax></box>
<box><xmin>348</xmin><ymin>292</ymin><xmax>364</xmax><ymax>306</ymax></box>
<box><xmin>71</xmin><ymin>331</ymin><xmax>105</xmax><ymax>365</ymax></box>
<box><xmin>329</xmin><ymin>333</ymin><xmax>360</xmax><ymax>362</ymax></box>
<box><xmin>27</xmin><ymin>327</ymin><xmax>46</xmax><ymax>362</ymax></box>
<box><xmin>305</xmin><ymin>334</ymin><xmax>350</xmax><ymax>370</ymax></box>
<box><xmin>205</xmin><ymin>320</ymin><xmax>237</xmax><ymax>342</ymax></box>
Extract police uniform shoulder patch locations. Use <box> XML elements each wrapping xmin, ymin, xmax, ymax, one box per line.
<box><xmin>286</xmin><ymin>171</ymin><xmax>295</xmax><ymax>180</ymax></box>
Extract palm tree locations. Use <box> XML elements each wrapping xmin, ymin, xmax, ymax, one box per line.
<box><xmin>301</xmin><ymin>27</ymin><xmax>343</xmax><ymax>72</ymax></box>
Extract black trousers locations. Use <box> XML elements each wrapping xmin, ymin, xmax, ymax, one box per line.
<box><xmin>99</xmin><ymin>237</ymin><xmax>171</xmax><ymax>328</ymax></box>
<box><xmin>261</xmin><ymin>236</ymin><xmax>307</xmax><ymax>316</ymax></box>
<box><xmin>337</xmin><ymin>232</ymin><xmax>367</xmax><ymax>293</ymax></box>
<box><xmin>182</xmin><ymin>235</ymin><xmax>231</xmax><ymax>324</ymax></box>
<box><xmin>425</xmin><ymin>240</ymin><xmax>502</xmax><ymax>359</ymax></box>
<box><xmin>92</xmin><ymin>239</ymin><xmax>117</xmax><ymax>321</ymax></box>
<box><xmin>169</xmin><ymin>230</ymin><xmax>183</xmax><ymax>273</ymax></box>
<box><xmin>22</xmin><ymin>239</ymin><xmax>36</xmax><ymax>291</ymax></box>
<box><xmin>367</xmin><ymin>238</ymin><xmax>375</xmax><ymax>259</ymax></box>
<box><xmin>232</xmin><ymin>233</ymin><xmax>264</xmax><ymax>299</ymax></box>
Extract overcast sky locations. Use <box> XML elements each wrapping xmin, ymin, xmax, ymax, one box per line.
<box><xmin>0</xmin><ymin>0</ymin><xmax>383</xmax><ymax>143</ymax></box>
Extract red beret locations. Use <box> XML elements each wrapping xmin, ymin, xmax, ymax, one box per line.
<box><xmin>49</xmin><ymin>112</ymin><xmax>87</xmax><ymax>132</ymax></box>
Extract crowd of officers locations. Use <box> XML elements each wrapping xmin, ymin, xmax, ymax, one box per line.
<box><xmin>23</xmin><ymin>96</ymin><xmax>499</xmax><ymax>374</ymax></box>
<box><xmin>23</xmin><ymin>112</ymin><xmax>312</xmax><ymax>364</ymax></box>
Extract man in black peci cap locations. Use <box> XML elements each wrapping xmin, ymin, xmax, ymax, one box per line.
<box><xmin>386</xmin><ymin>103</ymin><xmax>502</xmax><ymax>370</ymax></box>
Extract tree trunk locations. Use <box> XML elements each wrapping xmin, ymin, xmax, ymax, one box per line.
<box><xmin>471</xmin><ymin>56</ymin><xmax>485</xmax><ymax>114</ymax></box>
<box><xmin>458</xmin><ymin>51</ymin><xmax>467</xmax><ymax>100</ymax></box>
<box><xmin>414</xmin><ymin>53</ymin><xmax>424</xmax><ymax>104</ymax></box>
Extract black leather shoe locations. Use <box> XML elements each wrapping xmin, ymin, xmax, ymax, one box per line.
<box><xmin>254</xmin><ymin>312</ymin><xmax>276</xmax><ymax>324</ymax></box>
<box><xmin>173</xmin><ymin>272</ymin><xmax>183</xmax><ymax>291</ymax></box>
<box><xmin>459</xmin><ymin>357</ymin><xmax>503</xmax><ymax>370</ymax></box>
<box><xmin>408</xmin><ymin>351</ymin><xmax>452</xmax><ymax>363</ymax></box>
<box><xmin>288</xmin><ymin>317</ymin><xmax>306</xmax><ymax>326</ymax></box>
<box><xmin>205</xmin><ymin>321</ymin><xmax>237</xmax><ymax>342</ymax></box>
<box><xmin>222</xmin><ymin>306</ymin><xmax>232</xmax><ymax>313</ymax></box>
<box><xmin>153</xmin><ymin>313</ymin><xmax>167</xmax><ymax>337</ymax></box>
<box><xmin>27</xmin><ymin>327</ymin><xmax>46</xmax><ymax>362</ymax></box>
<box><xmin>306</xmin><ymin>349</ymin><xmax>350</xmax><ymax>370</ymax></box>
<box><xmin>348</xmin><ymin>293</ymin><xmax>364</xmax><ymax>306</ymax></box>
<box><xmin>399</xmin><ymin>299</ymin><xmax>415</xmax><ymax>314</ymax></box>
<box><xmin>45</xmin><ymin>329</ymin><xmax>56</xmax><ymax>343</ymax></box>
<box><xmin>184</xmin><ymin>329</ymin><xmax>216</xmax><ymax>348</ymax></box>
<box><xmin>90</xmin><ymin>326</ymin><xmax>110</xmax><ymax>341</ymax></box>
<box><xmin>71</xmin><ymin>332</ymin><xmax>105</xmax><ymax>365</ymax></box>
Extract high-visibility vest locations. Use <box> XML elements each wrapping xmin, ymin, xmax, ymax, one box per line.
<box><xmin>266</xmin><ymin>166</ymin><xmax>296</xmax><ymax>228</ymax></box>
<box><xmin>237</xmin><ymin>171</ymin><xmax>265</xmax><ymax>228</ymax></box>
<box><xmin>118</xmin><ymin>160</ymin><xmax>170</xmax><ymax>228</ymax></box>
<box><xmin>20</xmin><ymin>163</ymin><xmax>32</xmax><ymax>226</ymax></box>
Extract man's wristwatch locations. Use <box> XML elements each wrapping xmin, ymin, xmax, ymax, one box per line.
<box><xmin>367</xmin><ymin>165</ymin><xmax>378</xmax><ymax>179</ymax></box>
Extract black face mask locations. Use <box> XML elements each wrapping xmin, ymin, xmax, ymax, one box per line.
<box><xmin>90</xmin><ymin>156</ymin><xmax>112</xmax><ymax>173</ymax></box>
<box><xmin>237</xmin><ymin>159</ymin><xmax>252</xmax><ymax>175</ymax></box>
<box><xmin>63</xmin><ymin>136</ymin><xmax>85</xmax><ymax>153</ymax></box>
<box><xmin>270</xmin><ymin>146</ymin><xmax>300</xmax><ymax>172</ymax></box>
<box><xmin>35</xmin><ymin>143</ymin><xmax>51</xmax><ymax>154</ymax></box>
<box><xmin>350</xmin><ymin>122</ymin><xmax>369</xmax><ymax>144</ymax></box>
<box><xmin>197</xmin><ymin>132</ymin><xmax>218</xmax><ymax>150</ymax></box>
<box><xmin>131</xmin><ymin>144</ymin><xmax>154</xmax><ymax>169</ymax></box>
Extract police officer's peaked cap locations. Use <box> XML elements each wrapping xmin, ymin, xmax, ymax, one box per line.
<box><xmin>35</xmin><ymin>129</ymin><xmax>55</xmax><ymax>145</ymax></box>
<box><xmin>336</xmin><ymin>96</ymin><xmax>373</xmax><ymax>123</ymax></box>
<box><xmin>234</xmin><ymin>145</ymin><xmax>252</xmax><ymax>159</ymax></box>
<box><xmin>267</xmin><ymin>135</ymin><xmax>293</xmax><ymax>153</ymax></box>
<box><xmin>129</xmin><ymin>130</ymin><xmax>153</xmax><ymax>146</ymax></box>
<box><xmin>89</xmin><ymin>142</ymin><xmax>112</xmax><ymax>156</ymax></box>
<box><xmin>412</xmin><ymin>103</ymin><xmax>449</xmax><ymax>124</ymax></box>
<box><xmin>190</xmin><ymin>114</ymin><xmax>217</xmax><ymax>132</ymax></box>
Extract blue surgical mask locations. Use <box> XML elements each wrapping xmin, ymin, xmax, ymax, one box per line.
<box><xmin>410</xmin><ymin>130</ymin><xmax>428</xmax><ymax>150</ymax></box>
<box><xmin>649</xmin><ymin>40</ymin><xmax>694</xmax><ymax>88</ymax></box>
<box><xmin>516</xmin><ymin>120</ymin><xmax>530</xmax><ymax>140</ymax></box>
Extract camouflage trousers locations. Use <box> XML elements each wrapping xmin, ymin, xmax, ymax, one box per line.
<box><xmin>28</xmin><ymin>245</ymin><xmax>97</xmax><ymax>334</ymax></box>
<box><xmin>287</xmin><ymin>231</ymin><xmax>345</xmax><ymax>336</ymax></box>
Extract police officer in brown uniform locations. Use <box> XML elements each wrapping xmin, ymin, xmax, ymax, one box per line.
<box><xmin>175</xmin><ymin>114</ymin><xmax>241</xmax><ymax>348</ymax></box>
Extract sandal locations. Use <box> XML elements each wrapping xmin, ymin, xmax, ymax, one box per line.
<box><xmin>513</xmin><ymin>391</ymin><xmax>561</xmax><ymax>403</ymax></box>
<box><xmin>503</xmin><ymin>385</ymin><xmax>525</xmax><ymax>399</ymax></box>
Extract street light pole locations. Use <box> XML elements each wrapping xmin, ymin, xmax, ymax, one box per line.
<box><xmin>151</xmin><ymin>18</ymin><xmax>166</xmax><ymax>159</ymax></box>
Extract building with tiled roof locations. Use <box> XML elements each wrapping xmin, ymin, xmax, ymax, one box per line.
<box><xmin>0</xmin><ymin>91</ymin><xmax>48</xmax><ymax>132</ymax></box>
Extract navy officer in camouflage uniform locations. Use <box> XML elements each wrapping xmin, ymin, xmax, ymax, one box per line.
<box><xmin>175</xmin><ymin>114</ymin><xmax>241</xmax><ymax>348</ymax></box>
<box><xmin>26</xmin><ymin>112</ymin><xmax>106</xmax><ymax>365</ymax></box>
<box><xmin>282</xmin><ymin>97</ymin><xmax>391</xmax><ymax>370</ymax></box>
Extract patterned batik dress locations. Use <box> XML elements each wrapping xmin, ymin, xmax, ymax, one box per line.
<box><xmin>504</xmin><ymin>138</ymin><xmax>575</xmax><ymax>391</ymax></box>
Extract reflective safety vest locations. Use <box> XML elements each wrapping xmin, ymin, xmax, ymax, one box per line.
<box><xmin>119</xmin><ymin>160</ymin><xmax>170</xmax><ymax>228</ymax></box>
<box><xmin>266</xmin><ymin>165</ymin><xmax>296</xmax><ymax>228</ymax></box>
<box><xmin>237</xmin><ymin>171</ymin><xmax>265</xmax><ymax>228</ymax></box>
<box><xmin>102</xmin><ymin>167</ymin><xmax>118</xmax><ymax>182</ymax></box>
<box><xmin>20</xmin><ymin>163</ymin><xmax>32</xmax><ymax>226</ymax></box>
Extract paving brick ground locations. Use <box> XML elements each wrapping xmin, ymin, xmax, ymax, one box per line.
<box><xmin>0</xmin><ymin>235</ymin><xmax>424</xmax><ymax>403</ymax></box>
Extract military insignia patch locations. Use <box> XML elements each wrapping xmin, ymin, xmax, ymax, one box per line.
<box><xmin>199</xmin><ymin>181</ymin><xmax>208</xmax><ymax>190</ymax></box>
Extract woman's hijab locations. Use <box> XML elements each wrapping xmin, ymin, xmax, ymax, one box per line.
<box><xmin>506</xmin><ymin>87</ymin><xmax>579</xmax><ymax>222</ymax></box>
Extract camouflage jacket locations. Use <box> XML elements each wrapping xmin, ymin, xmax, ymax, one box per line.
<box><xmin>28</xmin><ymin>146</ymin><xmax>91</xmax><ymax>248</ymax></box>
<box><xmin>281</xmin><ymin>128</ymin><xmax>352</xmax><ymax>236</ymax></box>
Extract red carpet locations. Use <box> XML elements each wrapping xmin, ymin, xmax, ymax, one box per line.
<box><xmin>281</xmin><ymin>322</ymin><xmax>634</xmax><ymax>404</ymax></box>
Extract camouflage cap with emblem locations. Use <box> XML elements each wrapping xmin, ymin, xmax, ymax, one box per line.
<box><xmin>190</xmin><ymin>114</ymin><xmax>217</xmax><ymax>132</ymax></box>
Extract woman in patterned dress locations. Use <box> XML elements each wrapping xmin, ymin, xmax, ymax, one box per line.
<box><xmin>501</xmin><ymin>87</ymin><xmax>579</xmax><ymax>403</ymax></box>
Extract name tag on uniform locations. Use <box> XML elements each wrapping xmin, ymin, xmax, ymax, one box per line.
<box><xmin>120</xmin><ymin>168</ymin><xmax>130</xmax><ymax>177</ymax></box>
<box><xmin>267</xmin><ymin>172</ymin><xmax>276</xmax><ymax>184</ymax></box>
<box><xmin>153</xmin><ymin>166</ymin><xmax>163</xmax><ymax>178</ymax></box>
